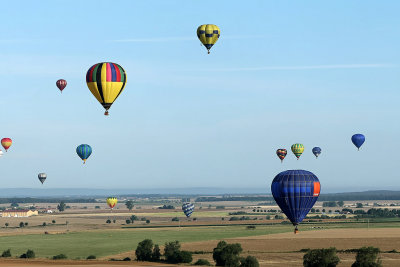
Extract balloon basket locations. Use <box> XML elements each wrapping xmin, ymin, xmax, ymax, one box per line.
<box><xmin>104</xmin><ymin>111</ymin><xmax>109</xmax><ymax>116</ymax></box>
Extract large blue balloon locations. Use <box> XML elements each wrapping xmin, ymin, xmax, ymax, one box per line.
<box><xmin>76</xmin><ymin>144</ymin><xmax>92</xmax><ymax>164</ymax></box>
<box><xmin>271</xmin><ymin>170</ymin><xmax>321</xmax><ymax>233</ymax></box>
<box><xmin>351</xmin><ymin>134</ymin><xmax>365</xmax><ymax>150</ymax></box>
<box><xmin>182</xmin><ymin>203</ymin><xmax>194</xmax><ymax>218</ymax></box>
<box><xmin>312</xmin><ymin>147</ymin><xmax>321</xmax><ymax>158</ymax></box>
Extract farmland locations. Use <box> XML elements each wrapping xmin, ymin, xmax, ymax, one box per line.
<box><xmin>0</xmin><ymin>199</ymin><xmax>400</xmax><ymax>266</ymax></box>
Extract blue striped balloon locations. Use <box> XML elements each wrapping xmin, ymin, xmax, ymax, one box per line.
<box><xmin>76</xmin><ymin>144</ymin><xmax>92</xmax><ymax>164</ymax></box>
<box><xmin>271</xmin><ymin>170</ymin><xmax>321</xmax><ymax>233</ymax></box>
<box><xmin>182</xmin><ymin>203</ymin><xmax>195</xmax><ymax>217</ymax></box>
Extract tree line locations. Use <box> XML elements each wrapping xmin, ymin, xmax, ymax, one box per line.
<box><xmin>135</xmin><ymin>239</ymin><xmax>259</xmax><ymax>266</ymax></box>
<box><xmin>0</xmin><ymin>197</ymin><xmax>96</xmax><ymax>204</ymax></box>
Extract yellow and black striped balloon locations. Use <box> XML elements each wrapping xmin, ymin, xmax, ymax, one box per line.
<box><xmin>197</xmin><ymin>24</ymin><xmax>220</xmax><ymax>54</ymax></box>
<box><xmin>86</xmin><ymin>62</ymin><xmax>127</xmax><ymax>115</ymax></box>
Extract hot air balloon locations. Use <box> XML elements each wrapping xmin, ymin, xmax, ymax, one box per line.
<box><xmin>1</xmin><ymin>138</ymin><xmax>12</xmax><ymax>152</ymax></box>
<box><xmin>271</xmin><ymin>170</ymin><xmax>321</xmax><ymax>234</ymax></box>
<box><xmin>312</xmin><ymin>147</ymin><xmax>321</xmax><ymax>158</ymax></box>
<box><xmin>352</xmin><ymin>134</ymin><xmax>365</xmax><ymax>150</ymax></box>
<box><xmin>106</xmin><ymin>197</ymin><xmax>118</xmax><ymax>209</ymax></box>
<box><xmin>38</xmin><ymin>173</ymin><xmax>47</xmax><ymax>184</ymax></box>
<box><xmin>291</xmin><ymin>144</ymin><xmax>304</xmax><ymax>160</ymax></box>
<box><xmin>276</xmin><ymin>149</ymin><xmax>287</xmax><ymax>163</ymax></box>
<box><xmin>182</xmin><ymin>203</ymin><xmax>194</xmax><ymax>218</ymax></box>
<box><xmin>197</xmin><ymin>24</ymin><xmax>220</xmax><ymax>54</ymax></box>
<box><xmin>76</xmin><ymin>144</ymin><xmax>92</xmax><ymax>164</ymax></box>
<box><xmin>86</xmin><ymin>62</ymin><xmax>126</xmax><ymax>115</ymax></box>
<box><xmin>56</xmin><ymin>79</ymin><xmax>67</xmax><ymax>93</ymax></box>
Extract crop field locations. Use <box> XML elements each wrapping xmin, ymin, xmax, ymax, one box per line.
<box><xmin>0</xmin><ymin>224</ymin><xmax>294</xmax><ymax>259</ymax></box>
<box><xmin>1</xmin><ymin>203</ymin><xmax>400</xmax><ymax>266</ymax></box>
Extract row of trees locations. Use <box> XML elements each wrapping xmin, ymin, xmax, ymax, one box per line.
<box><xmin>135</xmin><ymin>239</ymin><xmax>259</xmax><ymax>266</ymax></box>
<box><xmin>303</xmin><ymin>247</ymin><xmax>381</xmax><ymax>267</ymax></box>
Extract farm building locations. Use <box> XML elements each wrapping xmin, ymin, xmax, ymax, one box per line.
<box><xmin>1</xmin><ymin>209</ymin><xmax>38</xmax><ymax>217</ymax></box>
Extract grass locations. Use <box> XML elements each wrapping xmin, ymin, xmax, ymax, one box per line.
<box><xmin>131</xmin><ymin>211</ymin><xmax>231</xmax><ymax>217</ymax></box>
<box><xmin>0</xmin><ymin>224</ymin><xmax>293</xmax><ymax>258</ymax></box>
<box><xmin>1</xmin><ymin>219</ymin><xmax>399</xmax><ymax>259</ymax></box>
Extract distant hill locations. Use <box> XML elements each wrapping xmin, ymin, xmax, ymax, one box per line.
<box><xmin>0</xmin><ymin>188</ymin><xmax>399</xmax><ymax>202</ymax></box>
<box><xmin>318</xmin><ymin>190</ymin><xmax>400</xmax><ymax>201</ymax></box>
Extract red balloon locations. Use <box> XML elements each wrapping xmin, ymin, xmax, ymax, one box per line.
<box><xmin>56</xmin><ymin>79</ymin><xmax>67</xmax><ymax>93</ymax></box>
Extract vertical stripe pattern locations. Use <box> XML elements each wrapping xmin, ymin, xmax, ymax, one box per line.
<box><xmin>271</xmin><ymin>170</ymin><xmax>320</xmax><ymax>227</ymax></box>
<box><xmin>76</xmin><ymin>144</ymin><xmax>92</xmax><ymax>163</ymax></box>
<box><xmin>86</xmin><ymin>62</ymin><xmax>127</xmax><ymax>111</ymax></box>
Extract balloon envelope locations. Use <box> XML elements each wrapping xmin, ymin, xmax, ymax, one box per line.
<box><xmin>76</xmin><ymin>144</ymin><xmax>92</xmax><ymax>163</ymax></box>
<box><xmin>291</xmin><ymin>144</ymin><xmax>304</xmax><ymax>159</ymax></box>
<box><xmin>106</xmin><ymin>197</ymin><xmax>118</xmax><ymax>209</ymax></box>
<box><xmin>312</xmin><ymin>147</ymin><xmax>321</xmax><ymax>158</ymax></box>
<box><xmin>182</xmin><ymin>203</ymin><xmax>195</xmax><ymax>217</ymax></box>
<box><xmin>271</xmin><ymin>170</ymin><xmax>320</xmax><ymax>230</ymax></box>
<box><xmin>197</xmin><ymin>24</ymin><xmax>220</xmax><ymax>54</ymax></box>
<box><xmin>86</xmin><ymin>62</ymin><xmax>126</xmax><ymax>115</ymax></box>
<box><xmin>1</xmin><ymin>138</ymin><xmax>12</xmax><ymax>151</ymax></box>
<box><xmin>56</xmin><ymin>79</ymin><xmax>67</xmax><ymax>92</ymax></box>
<box><xmin>351</xmin><ymin>134</ymin><xmax>365</xmax><ymax>150</ymax></box>
<box><xmin>38</xmin><ymin>173</ymin><xmax>47</xmax><ymax>184</ymax></box>
<box><xmin>276</xmin><ymin>149</ymin><xmax>287</xmax><ymax>162</ymax></box>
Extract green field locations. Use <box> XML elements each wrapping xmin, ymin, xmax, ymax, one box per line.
<box><xmin>0</xmin><ymin>225</ymin><xmax>293</xmax><ymax>259</ymax></box>
<box><xmin>137</xmin><ymin>211</ymin><xmax>230</xmax><ymax>217</ymax></box>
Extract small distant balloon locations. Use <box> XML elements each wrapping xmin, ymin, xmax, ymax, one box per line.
<box><xmin>352</xmin><ymin>134</ymin><xmax>365</xmax><ymax>150</ymax></box>
<box><xmin>1</xmin><ymin>138</ymin><xmax>12</xmax><ymax>152</ymax></box>
<box><xmin>197</xmin><ymin>24</ymin><xmax>220</xmax><ymax>54</ymax></box>
<box><xmin>38</xmin><ymin>173</ymin><xmax>47</xmax><ymax>184</ymax></box>
<box><xmin>276</xmin><ymin>149</ymin><xmax>287</xmax><ymax>163</ymax></box>
<box><xmin>312</xmin><ymin>147</ymin><xmax>321</xmax><ymax>158</ymax></box>
<box><xmin>76</xmin><ymin>144</ymin><xmax>92</xmax><ymax>164</ymax></box>
<box><xmin>106</xmin><ymin>197</ymin><xmax>118</xmax><ymax>209</ymax></box>
<box><xmin>291</xmin><ymin>144</ymin><xmax>304</xmax><ymax>160</ymax></box>
<box><xmin>56</xmin><ymin>79</ymin><xmax>67</xmax><ymax>93</ymax></box>
<box><xmin>182</xmin><ymin>203</ymin><xmax>195</xmax><ymax>218</ymax></box>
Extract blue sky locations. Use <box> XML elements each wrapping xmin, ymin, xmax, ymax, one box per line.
<box><xmin>0</xmin><ymin>1</ymin><xmax>399</xmax><ymax>192</ymax></box>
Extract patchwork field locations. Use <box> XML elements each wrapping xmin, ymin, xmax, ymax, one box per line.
<box><xmin>0</xmin><ymin>202</ymin><xmax>400</xmax><ymax>266</ymax></box>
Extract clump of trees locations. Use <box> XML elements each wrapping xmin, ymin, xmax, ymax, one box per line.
<box><xmin>164</xmin><ymin>241</ymin><xmax>192</xmax><ymax>264</ymax></box>
<box><xmin>53</xmin><ymin>253</ymin><xmax>67</xmax><ymax>260</ymax></box>
<box><xmin>1</xmin><ymin>249</ymin><xmax>11</xmax><ymax>257</ymax></box>
<box><xmin>302</xmin><ymin>246</ymin><xmax>382</xmax><ymax>267</ymax></box>
<box><xmin>125</xmin><ymin>200</ymin><xmax>134</xmax><ymax>210</ymax></box>
<box><xmin>57</xmin><ymin>201</ymin><xmax>66</xmax><ymax>212</ymax></box>
<box><xmin>20</xmin><ymin>249</ymin><xmax>35</xmax><ymax>259</ymax></box>
<box><xmin>135</xmin><ymin>239</ymin><xmax>161</xmax><ymax>261</ymax></box>
<box><xmin>352</xmin><ymin>247</ymin><xmax>381</xmax><ymax>267</ymax></box>
<box><xmin>303</xmin><ymin>247</ymin><xmax>340</xmax><ymax>267</ymax></box>
<box><xmin>194</xmin><ymin>259</ymin><xmax>211</xmax><ymax>265</ymax></box>
<box><xmin>135</xmin><ymin>239</ymin><xmax>190</xmax><ymax>264</ymax></box>
<box><xmin>158</xmin><ymin>204</ymin><xmax>175</xmax><ymax>209</ymax></box>
<box><xmin>213</xmin><ymin>240</ymin><xmax>259</xmax><ymax>267</ymax></box>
